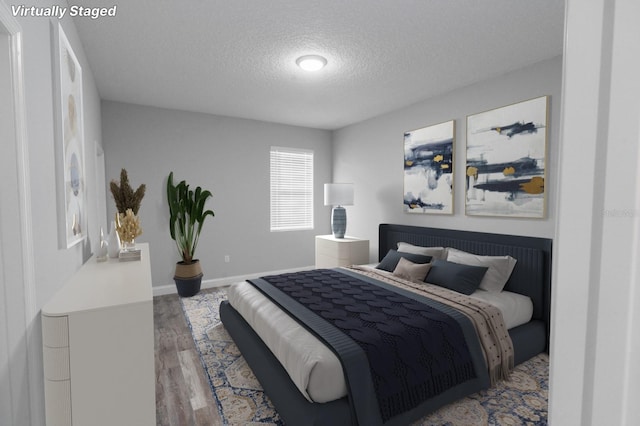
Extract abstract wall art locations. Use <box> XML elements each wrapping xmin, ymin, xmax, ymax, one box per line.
<box><xmin>403</xmin><ymin>120</ymin><xmax>454</xmax><ymax>214</ymax></box>
<box><xmin>53</xmin><ymin>22</ymin><xmax>86</xmax><ymax>248</ymax></box>
<box><xmin>465</xmin><ymin>96</ymin><xmax>548</xmax><ymax>218</ymax></box>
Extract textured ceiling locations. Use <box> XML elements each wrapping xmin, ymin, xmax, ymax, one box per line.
<box><xmin>72</xmin><ymin>0</ymin><xmax>565</xmax><ymax>130</ymax></box>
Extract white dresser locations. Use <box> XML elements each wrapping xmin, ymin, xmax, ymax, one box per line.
<box><xmin>315</xmin><ymin>235</ymin><xmax>370</xmax><ymax>268</ymax></box>
<box><xmin>42</xmin><ymin>243</ymin><xmax>156</xmax><ymax>426</ymax></box>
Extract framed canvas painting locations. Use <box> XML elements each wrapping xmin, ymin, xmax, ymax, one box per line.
<box><xmin>52</xmin><ymin>22</ymin><xmax>86</xmax><ymax>248</ymax></box>
<box><xmin>403</xmin><ymin>120</ymin><xmax>454</xmax><ymax>214</ymax></box>
<box><xmin>465</xmin><ymin>96</ymin><xmax>548</xmax><ymax>218</ymax></box>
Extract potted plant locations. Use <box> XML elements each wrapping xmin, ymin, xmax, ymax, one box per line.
<box><xmin>166</xmin><ymin>172</ymin><xmax>215</xmax><ymax>297</ymax></box>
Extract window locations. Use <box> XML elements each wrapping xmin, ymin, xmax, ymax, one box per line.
<box><xmin>270</xmin><ymin>146</ymin><xmax>314</xmax><ymax>231</ymax></box>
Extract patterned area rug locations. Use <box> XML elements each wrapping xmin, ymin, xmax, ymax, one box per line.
<box><xmin>180</xmin><ymin>287</ymin><xmax>549</xmax><ymax>425</ymax></box>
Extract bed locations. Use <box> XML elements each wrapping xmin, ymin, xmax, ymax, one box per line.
<box><xmin>220</xmin><ymin>224</ymin><xmax>552</xmax><ymax>425</ymax></box>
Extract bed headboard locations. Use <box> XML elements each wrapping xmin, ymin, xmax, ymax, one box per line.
<box><xmin>378</xmin><ymin>224</ymin><xmax>552</xmax><ymax>328</ymax></box>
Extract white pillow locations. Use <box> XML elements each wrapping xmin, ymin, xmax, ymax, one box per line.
<box><xmin>446</xmin><ymin>248</ymin><xmax>517</xmax><ymax>293</ymax></box>
<box><xmin>392</xmin><ymin>257</ymin><xmax>432</xmax><ymax>282</ymax></box>
<box><xmin>397</xmin><ymin>242</ymin><xmax>447</xmax><ymax>259</ymax></box>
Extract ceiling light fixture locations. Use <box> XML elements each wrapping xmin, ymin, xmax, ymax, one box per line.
<box><xmin>296</xmin><ymin>55</ymin><xmax>327</xmax><ymax>72</ymax></box>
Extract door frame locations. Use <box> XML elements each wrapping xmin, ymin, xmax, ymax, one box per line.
<box><xmin>0</xmin><ymin>2</ymin><xmax>39</xmax><ymax>425</ymax></box>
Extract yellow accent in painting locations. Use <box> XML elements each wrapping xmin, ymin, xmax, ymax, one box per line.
<box><xmin>434</xmin><ymin>154</ymin><xmax>443</xmax><ymax>163</ymax></box>
<box><xmin>520</xmin><ymin>176</ymin><xmax>544</xmax><ymax>194</ymax></box>
<box><xmin>503</xmin><ymin>166</ymin><xmax>516</xmax><ymax>176</ymax></box>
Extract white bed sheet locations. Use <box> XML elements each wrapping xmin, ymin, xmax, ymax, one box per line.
<box><xmin>226</xmin><ymin>272</ymin><xmax>533</xmax><ymax>404</ymax></box>
<box><xmin>227</xmin><ymin>281</ymin><xmax>346</xmax><ymax>403</ymax></box>
<box><xmin>467</xmin><ymin>288</ymin><xmax>533</xmax><ymax>330</ymax></box>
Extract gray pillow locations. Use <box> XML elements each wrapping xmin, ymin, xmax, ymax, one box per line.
<box><xmin>397</xmin><ymin>242</ymin><xmax>447</xmax><ymax>260</ymax></box>
<box><xmin>425</xmin><ymin>259</ymin><xmax>488</xmax><ymax>295</ymax></box>
<box><xmin>376</xmin><ymin>250</ymin><xmax>432</xmax><ymax>272</ymax></box>
<box><xmin>446</xmin><ymin>248</ymin><xmax>517</xmax><ymax>293</ymax></box>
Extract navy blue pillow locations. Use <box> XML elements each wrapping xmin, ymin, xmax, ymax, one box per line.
<box><xmin>376</xmin><ymin>250</ymin><xmax>432</xmax><ymax>272</ymax></box>
<box><xmin>425</xmin><ymin>259</ymin><xmax>488</xmax><ymax>295</ymax></box>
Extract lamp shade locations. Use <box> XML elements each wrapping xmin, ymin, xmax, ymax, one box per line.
<box><xmin>324</xmin><ymin>183</ymin><xmax>354</xmax><ymax>206</ymax></box>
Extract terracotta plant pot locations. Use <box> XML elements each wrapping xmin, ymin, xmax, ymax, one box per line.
<box><xmin>174</xmin><ymin>260</ymin><xmax>203</xmax><ymax>297</ymax></box>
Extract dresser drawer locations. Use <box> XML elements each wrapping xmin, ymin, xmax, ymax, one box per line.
<box><xmin>44</xmin><ymin>379</ymin><xmax>72</xmax><ymax>426</ymax></box>
<box><xmin>43</xmin><ymin>346</ymin><xmax>70</xmax><ymax>381</ymax></box>
<box><xmin>42</xmin><ymin>315</ymin><xmax>69</xmax><ymax>348</ymax></box>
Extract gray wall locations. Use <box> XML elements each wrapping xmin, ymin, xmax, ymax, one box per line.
<box><xmin>101</xmin><ymin>101</ymin><xmax>333</xmax><ymax>288</ymax></box>
<box><xmin>332</xmin><ymin>56</ymin><xmax>563</xmax><ymax>260</ymax></box>
<box><xmin>22</xmin><ymin>13</ymin><xmax>103</xmax><ymax>308</ymax></box>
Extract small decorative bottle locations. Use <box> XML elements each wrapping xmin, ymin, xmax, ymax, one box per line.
<box><xmin>96</xmin><ymin>227</ymin><xmax>108</xmax><ymax>262</ymax></box>
<box><xmin>107</xmin><ymin>220</ymin><xmax>121</xmax><ymax>258</ymax></box>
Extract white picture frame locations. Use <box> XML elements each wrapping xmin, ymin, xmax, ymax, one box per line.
<box><xmin>465</xmin><ymin>96</ymin><xmax>548</xmax><ymax>218</ymax></box>
<box><xmin>403</xmin><ymin>120</ymin><xmax>455</xmax><ymax>214</ymax></box>
<box><xmin>52</xmin><ymin>21</ymin><xmax>86</xmax><ymax>248</ymax></box>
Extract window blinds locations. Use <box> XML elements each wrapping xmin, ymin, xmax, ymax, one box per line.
<box><xmin>270</xmin><ymin>147</ymin><xmax>314</xmax><ymax>231</ymax></box>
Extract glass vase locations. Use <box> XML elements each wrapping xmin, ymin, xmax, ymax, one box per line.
<box><xmin>120</xmin><ymin>240</ymin><xmax>136</xmax><ymax>252</ymax></box>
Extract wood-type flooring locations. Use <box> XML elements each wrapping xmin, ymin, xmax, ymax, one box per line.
<box><xmin>154</xmin><ymin>293</ymin><xmax>223</xmax><ymax>425</ymax></box>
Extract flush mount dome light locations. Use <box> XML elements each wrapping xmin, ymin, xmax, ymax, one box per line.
<box><xmin>296</xmin><ymin>55</ymin><xmax>327</xmax><ymax>71</ymax></box>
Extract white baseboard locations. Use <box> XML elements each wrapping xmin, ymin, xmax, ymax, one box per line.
<box><xmin>152</xmin><ymin>265</ymin><xmax>315</xmax><ymax>297</ymax></box>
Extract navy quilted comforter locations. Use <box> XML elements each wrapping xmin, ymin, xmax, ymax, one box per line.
<box><xmin>249</xmin><ymin>268</ymin><xmax>489</xmax><ymax>425</ymax></box>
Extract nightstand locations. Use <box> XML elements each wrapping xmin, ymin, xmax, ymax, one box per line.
<box><xmin>315</xmin><ymin>235</ymin><xmax>370</xmax><ymax>268</ymax></box>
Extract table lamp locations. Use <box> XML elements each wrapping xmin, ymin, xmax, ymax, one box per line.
<box><xmin>324</xmin><ymin>183</ymin><xmax>354</xmax><ymax>238</ymax></box>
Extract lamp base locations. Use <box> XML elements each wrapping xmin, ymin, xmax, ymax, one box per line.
<box><xmin>331</xmin><ymin>206</ymin><xmax>347</xmax><ymax>238</ymax></box>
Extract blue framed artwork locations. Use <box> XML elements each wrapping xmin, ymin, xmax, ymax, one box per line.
<box><xmin>465</xmin><ymin>96</ymin><xmax>548</xmax><ymax>218</ymax></box>
<box><xmin>403</xmin><ymin>120</ymin><xmax>454</xmax><ymax>214</ymax></box>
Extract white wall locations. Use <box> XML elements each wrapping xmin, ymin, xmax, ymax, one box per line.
<box><xmin>0</xmin><ymin>0</ymin><xmax>104</xmax><ymax>423</ymax></box>
<box><xmin>101</xmin><ymin>101</ymin><xmax>332</xmax><ymax>289</ymax></box>
<box><xmin>550</xmin><ymin>0</ymin><xmax>640</xmax><ymax>424</ymax></box>
<box><xmin>332</xmin><ymin>56</ymin><xmax>562</xmax><ymax>259</ymax></box>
